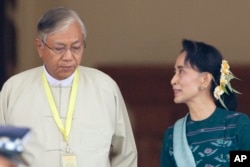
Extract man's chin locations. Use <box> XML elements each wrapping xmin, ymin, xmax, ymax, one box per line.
<box><xmin>56</xmin><ymin>71</ymin><xmax>74</xmax><ymax>80</ymax></box>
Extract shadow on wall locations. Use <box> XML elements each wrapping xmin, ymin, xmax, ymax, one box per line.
<box><xmin>0</xmin><ymin>0</ymin><xmax>17</xmax><ymax>89</ymax></box>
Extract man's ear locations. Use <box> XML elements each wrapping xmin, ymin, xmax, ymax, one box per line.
<box><xmin>35</xmin><ymin>38</ymin><xmax>43</xmax><ymax>58</ymax></box>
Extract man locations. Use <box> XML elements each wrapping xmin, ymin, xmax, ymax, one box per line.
<box><xmin>0</xmin><ymin>7</ymin><xmax>137</xmax><ymax>167</ymax></box>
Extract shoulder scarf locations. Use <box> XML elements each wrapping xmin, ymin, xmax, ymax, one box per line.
<box><xmin>173</xmin><ymin>114</ymin><xmax>196</xmax><ymax>167</ymax></box>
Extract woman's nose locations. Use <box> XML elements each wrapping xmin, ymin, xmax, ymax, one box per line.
<box><xmin>170</xmin><ymin>74</ymin><xmax>177</xmax><ymax>85</ymax></box>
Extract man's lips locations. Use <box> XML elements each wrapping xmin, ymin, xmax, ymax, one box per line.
<box><xmin>60</xmin><ymin>66</ymin><xmax>74</xmax><ymax>70</ymax></box>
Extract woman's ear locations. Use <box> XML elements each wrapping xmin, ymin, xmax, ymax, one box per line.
<box><xmin>200</xmin><ymin>72</ymin><xmax>213</xmax><ymax>89</ymax></box>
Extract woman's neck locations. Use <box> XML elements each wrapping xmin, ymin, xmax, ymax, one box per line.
<box><xmin>188</xmin><ymin>100</ymin><xmax>216</xmax><ymax>121</ymax></box>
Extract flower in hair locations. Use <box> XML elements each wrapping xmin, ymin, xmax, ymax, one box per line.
<box><xmin>213</xmin><ymin>60</ymin><xmax>240</xmax><ymax>110</ymax></box>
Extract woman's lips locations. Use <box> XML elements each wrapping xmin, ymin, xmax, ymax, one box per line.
<box><xmin>173</xmin><ymin>88</ymin><xmax>181</xmax><ymax>96</ymax></box>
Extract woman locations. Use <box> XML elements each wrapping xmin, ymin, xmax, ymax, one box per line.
<box><xmin>160</xmin><ymin>39</ymin><xmax>250</xmax><ymax>166</ymax></box>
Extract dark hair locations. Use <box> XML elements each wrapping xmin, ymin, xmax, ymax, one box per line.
<box><xmin>181</xmin><ymin>39</ymin><xmax>237</xmax><ymax>111</ymax></box>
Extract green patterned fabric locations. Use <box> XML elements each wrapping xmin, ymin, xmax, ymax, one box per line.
<box><xmin>160</xmin><ymin>108</ymin><xmax>250</xmax><ymax>167</ymax></box>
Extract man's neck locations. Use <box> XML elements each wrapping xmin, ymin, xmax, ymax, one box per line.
<box><xmin>43</xmin><ymin>66</ymin><xmax>75</xmax><ymax>87</ymax></box>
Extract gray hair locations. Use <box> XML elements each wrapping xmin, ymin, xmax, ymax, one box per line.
<box><xmin>37</xmin><ymin>7</ymin><xmax>87</xmax><ymax>41</ymax></box>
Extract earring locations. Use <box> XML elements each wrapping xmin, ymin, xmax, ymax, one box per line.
<box><xmin>200</xmin><ymin>85</ymin><xmax>206</xmax><ymax>90</ymax></box>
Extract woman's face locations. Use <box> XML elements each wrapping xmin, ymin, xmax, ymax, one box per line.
<box><xmin>171</xmin><ymin>51</ymin><xmax>205</xmax><ymax>105</ymax></box>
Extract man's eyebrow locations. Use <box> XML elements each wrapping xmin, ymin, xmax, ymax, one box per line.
<box><xmin>53</xmin><ymin>41</ymin><xmax>82</xmax><ymax>46</ymax></box>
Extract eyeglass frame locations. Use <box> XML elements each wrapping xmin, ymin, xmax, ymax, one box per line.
<box><xmin>40</xmin><ymin>39</ymin><xmax>86</xmax><ymax>56</ymax></box>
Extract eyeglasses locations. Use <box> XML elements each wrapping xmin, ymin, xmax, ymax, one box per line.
<box><xmin>41</xmin><ymin>40</ymin><xmax>85</xmax><ymax>56</ymax></box>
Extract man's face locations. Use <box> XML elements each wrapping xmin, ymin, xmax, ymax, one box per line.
<box><xmin>36</xmin><ymin>21</ymin><xmax>84</xmax><ymax>80</ymax></box>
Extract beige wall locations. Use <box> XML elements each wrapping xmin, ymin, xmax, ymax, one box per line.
<box><xmin>14</xmin><ymin>0</ymin><xmax>250</xmax><ymax>72</ymax></box>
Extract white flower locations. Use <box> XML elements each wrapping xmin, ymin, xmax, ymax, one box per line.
<box><xmin>220</xmin><ymin>75</ymin><xmax>228</xmax><ymax>86</ymax></box>
<box><xmin>213</xmin><ymin>60</ymin><xmax>240</xmax><ymax>110</ymax></box>
<box><xmin>214</xmin><ymin>86</ymin><xmax>224</xmax><ymax>99</ymax></box>
<box><xmin>220</xmin><ymin>60</ymin><xmax>230</xmax><ymax>75</ymax></box>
